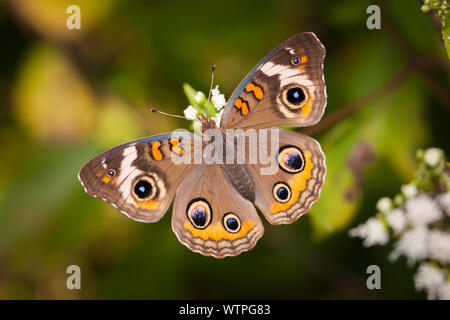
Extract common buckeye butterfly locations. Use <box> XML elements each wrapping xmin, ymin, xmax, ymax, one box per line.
<box><xmin>78</xmin><ymin>32</ymin><xmax>327</xmax><ymax>258</ymax></box>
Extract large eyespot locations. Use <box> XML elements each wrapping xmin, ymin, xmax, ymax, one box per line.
<box><xmin>291</xmin><ymin>56</ymin><xmax>300</xmax><ymax>65</ymax></box>
<box><xmin>273</xmin><ymin>182</ymin><xmax>291</xmax><ymax>203</ymax></box>
<box><xmin>186</xmin><ymin>198</ymin><xmax>212</xmax><ymax>229</ymax></box>
<box><xmin>107</xmin><ymin>169</ymin><xmax>116</xmax><ymax>177</ymax></box>
<box><xmin>222</xmin><ymin>213</ymin><xmax>241</xmax><ymax>233</ymax></box>
<box><xmin>278</xmin><ymin>146</ymin><xmax>305</xmax><ymax>173</ymax></box>
<box><xmin>132</xmin><ymin>176</ymin><xmax>157</xmax><ymax>200</ymax></box>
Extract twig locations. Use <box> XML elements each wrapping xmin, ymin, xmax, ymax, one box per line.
<box><xmin>302</xmin><ymin>65</ymin><xmax>411</xmax><ymax>136</ymax></box>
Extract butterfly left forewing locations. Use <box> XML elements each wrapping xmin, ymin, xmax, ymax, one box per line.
<box><xmin>172</xmin><ymin>165</ymin><xmax>264</xmax><ymax>258</ymax></box>
<box><xmin>220</xmin><ymin>32</ymin><xmax>326</xmax><ymax>130</ymax></box>
<box><xmin>78</xmin><ymin>133</ymin><xmax>197</xmax><ymax>222</ymax></box>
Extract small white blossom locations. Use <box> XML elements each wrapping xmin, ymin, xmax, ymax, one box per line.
<box><xmin>349</xmin><ymin>218</ymin><xmax>389</xmax><ymax>247</ymax></box>
<box><xmin>423</xmin><ymin>148</ymin><xmax>443</xmax><ymax>167</ymax></box>
<box><xmin>437</xmin><ymin>192</ymin><xmax>450</xmax><ymax>215</ymax></box>
<box><xmin>401</xmin><ymin>184</ymin><xmax>418</xmax><ymax>199</ymax></box>
<box><xmin>194</xmin><ymin>91</ymin><xmax>204</xmax><ymax>104</ymax></box>
<box><xmin>211</xmin><ymin>109</ymin><xmax>224</xmax><ymax>124</ymax></box>
<box><xmin>376</xmin><ymin>197</ymin><xmax>392</xmax><ymax>213</ymax></box>
<box><xmin>183</xmin><ymin>105</ymin><xmax>198</xmax><ymax>120</ymax></box>
<box><xmin>211</xmin><ymin>85</ymin><xmax>226</xmax><ymax>111</ymax></box>
<box><xmin>414</xmin><ymin>263</ymin><xmax>446</xmax><ymax>299</ymax></box>
<box><xmin>385</xmin><ymin>208</ymin><xmax>407</xmax><ymax>233</ymax></box>
<box><xmin>437</xmin><ymin>282</ymin><xmax>450</xmax><ymax>300</ymax></box>
<box><xmin>405</xmin><ymin>194</ymin><xmax>442</xmax><ymax>227</ymax></box>
<box><xmin>390</xmin><ymin>227</ymin><xmax>428</xmax><ymax>265</ymax></box>
<box><xmin>428</xmin><ymin>230</ymin><xmax>450</xmax><ymax>264</ymax></box>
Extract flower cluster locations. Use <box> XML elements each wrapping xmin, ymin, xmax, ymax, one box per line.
<box><xmin>421</xmin><ymin>0</ymin><xmax>448</xmax><ymax>26</ymax></box>
<box><xmin>349</xmin><ymin>147</ymin><xmax>450</xmax><ymax>299</ymax></box>
<box><xmin>182</xmin><ymin>83</ymin><xmax>226</xmax><ymax>133</ymax></box>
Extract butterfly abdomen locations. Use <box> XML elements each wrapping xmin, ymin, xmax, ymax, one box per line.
<box><xmin>223</xmin><ymin>164</ymin><xmax>256</xmax><ymax>203</ymax></box>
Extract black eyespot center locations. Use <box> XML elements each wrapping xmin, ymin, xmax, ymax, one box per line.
<box><xmin>284</xmin><ymin>152</ymin><xmax>303</xmax><ymax>170</ymax></box>
<box><xmin>277</xmin><ymin>187</ymin><xmax>289</xmax><ymax>200</ymax></box>
<box><xmin>134</xmin><ymin>179</ymin><xmax>152</xmax><ymax>199</ymax></box>
<box><xmin>286</xmin><ymin>87</ymin><xmax>306</xmax><ymax>105</ymax></box>
<box><xmin>273</xmin><ymin>182</ymin><xmax>291</xmax><ymax>203</ymax></box>
<box><xmin>190</xmin><ymin>206</ymin><xmax>207</xmax><ymax>227</ymax></box>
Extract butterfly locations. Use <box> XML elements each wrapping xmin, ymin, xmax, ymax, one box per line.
<box><xmin>78</xmin><ymin>32</ymin><xmax>327</xmax><ymax>258</ymax></box>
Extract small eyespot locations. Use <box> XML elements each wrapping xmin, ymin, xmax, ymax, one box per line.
<box><xmin>273</xmin><ymin>182</ymin><xmax>291</xmax><ymax>203</ymax></box>
<box><xmin>107</xmin><ymin>169</ymin><xmax>116</xmax><ymax>176</ymax></box>
<box><xmin>286</xmin><ymin>87</ymin><xmax>305</xmax><ymax>105</ymax></box>
<box><xmin>222</xmin><ymin>213</ymin><xmax>241</xmax><ymax>233</ymax></box>
<box><xmin>291</xmin><ymin>56</ymin><xmax>300</xmax><ymax>65</ymax></box>
<box><xmin>132</xmin><ymin>176</ymin><xmax>157</xmax><ymax>200</ymax></box>
<box><xmin>187</xmin><ymin>198</ymin><xmax>212</xmax><ymax>229</ymax></box>
<box><xmin>278</xmin><ymin>146</ymin><xmax>305</xmax><ymax>173</ymax></box>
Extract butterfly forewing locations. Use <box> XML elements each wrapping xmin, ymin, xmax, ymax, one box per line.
<box><xmin>220</xmin><ymin>32</ymin><xmax>326</xmax><ymax>130</ymax></box>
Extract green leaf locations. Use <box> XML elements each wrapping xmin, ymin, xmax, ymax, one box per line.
<box><xmin>308</xmin><ymin>78</ymin><xmax>428</xmax><ymax>239</ymax></box>
<box><xmin>443</xmin><ymin>11</ymin><xmax>450</xmax><ymax>60</ymax></box>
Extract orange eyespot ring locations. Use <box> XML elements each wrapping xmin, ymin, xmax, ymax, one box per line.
<box><xmin>278</xmin><ymin>146</ymin><xmax>305</xmax><ymax>174</ymax></box>
<box><xmin>186</xmin><ymin>198</ymin><xmax>212</xmax><ymax>229</ymax></box>
<box><xmin>222</xmin><ymin>213</ymin><xmax>241</xmax><ymax>233</ymax></box>
<box><xmin>273</xmin><ymin>182</ymin><xmax>291</xmax><ymax>203</ymax></box>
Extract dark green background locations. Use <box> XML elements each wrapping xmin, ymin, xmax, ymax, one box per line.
<box><xmin>0</xmin><ymin>0</ymin><xmax>448</xmax><ymax>299</ymax></box>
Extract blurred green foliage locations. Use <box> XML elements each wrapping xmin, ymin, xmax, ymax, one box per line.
<box><xmin>0</xmin><ymin>0</ymin><xmax>448</xmax><ymax>299</ymax></box>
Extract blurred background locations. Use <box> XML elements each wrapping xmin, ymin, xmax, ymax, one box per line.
<box><xmin>0</xmin><ymin>0</ymin><xmax>448</xmax><ymax>299</ymax></box>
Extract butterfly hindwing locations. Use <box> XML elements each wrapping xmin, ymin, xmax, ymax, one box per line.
<box><xmin>228</xmin><ymin>128</ymin><xmax>326</xmax><ymax>225</ymax></box>
<box><xmin>172</xmin><ymin>165</ymin><xmax>264</xmax><ymax>258</ymax></box>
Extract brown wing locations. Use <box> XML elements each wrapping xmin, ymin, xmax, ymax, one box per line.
<box><xmin>220</xmin><ymin>32</ymin><xmax>326</xmax><ymax>130</ymax></box>
<box><xmin>226</xmin><ymin>128</ymin><xmax>326</xmax><ymax>225</ymax></box>
<box><xmin>78</xmin><ymin>133</ymin><xmax>199</xmax><ymax>222</ymax></box>
<box><xmin>171</xmin><ymin>164</ymin><xmax>264</xmax><ymax>258</ymax></box>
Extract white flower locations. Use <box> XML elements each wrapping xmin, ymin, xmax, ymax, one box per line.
<box><xmin>401</xmin><ymin>184</ymin><xmax>418</xmax><ymax>199</ymax></box>
<box><xmin>423</xmin><ymin>148</ymin><xmax>443</xmax><ymax>167</ymax></box>
<box><xmin>385</xmin><ymin>208</ymin><xmax>407</xmax><ymax>233</ymax></box>
<box><xmin>437</xmin><ymin>281</ymin><xmax>450</xmax><ymax>300</ymax></box>
<box><xmin>349</xmin><ymin>218</ymin><xmax>389</xmax><ymax>247</ymax></box>
<box><xmin>211</xmin><ymin>109</ymin><xmax>224</xmax><ymax>124</ymax></box>
<box><xmin>414</xmin><ymin>263</ymin><xmax>446</xmax><ymax>299</ymax></box>
<box><xmin>390</xmin><ymin>227</ymin><xmax>428</xmax><ymax>265</ymax></box>
<box><xmin>376</xmin><ymin>197</ymin><xmax>392</xmax><ymax>213</ymax></box>
<box><xmin>405</xmin><ymin>194</ymin><xmax>442</xmax><ymax>227</ymax></box>
<box><xmin>428</xmin><ymin>230</ymin><xmax>450</xmax><ymax>264</ymax></box>
<box><xmin>194</xmin><ymin>91</ymin><xmax>204</xmax><ymax>104</ymax></box>
<box><xmin>437</xmin><ymin>192</ymin><xmax>450</xmax><ymax>215</ymax></box>
<box><xmin>183</xmin><ymin>105</ymin><xmax>198</xmax><ymax>120</ymax></box>
<box><xmin>211</xmin><ymin>85</ymin><xmax>226</xmax><ymax>111</ymax></box>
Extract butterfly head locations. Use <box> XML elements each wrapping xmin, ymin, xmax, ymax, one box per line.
<box><xmin>199</xmin><ymin>113</ymin><xmax>217</xmax><ymax>133</ymax></box>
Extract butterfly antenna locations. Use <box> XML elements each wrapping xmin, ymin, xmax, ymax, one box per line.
<box><xmin>205</xmin><ymin>64</ymin><xmax>216</xmax><ymax>119</ymax></box>
<box><xmin>150</xmin><ymin>108</ymin><xmax>195</xmax><ymax>121</ymax></box>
